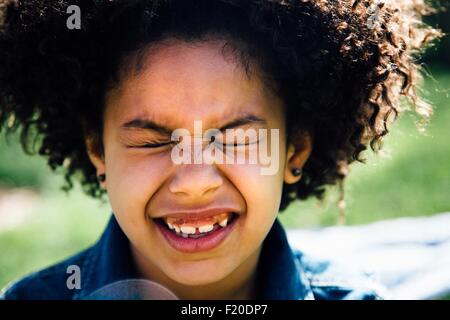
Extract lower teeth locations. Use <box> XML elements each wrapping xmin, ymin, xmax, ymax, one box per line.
<box><xmin>187</xmin><ymin>233</ymin><xmax>207</xmax><ymax>239</ymax></box>
<box><xmin>177</xmin><ymin>227</ymin><xmax>216</xmax><ymax>238</ymax></box>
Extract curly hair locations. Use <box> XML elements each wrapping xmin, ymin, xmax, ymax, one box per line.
<box><xmin>0</xmin><ymin>0</ymin><xmax>442</xmax><ymax>211</ymax></box>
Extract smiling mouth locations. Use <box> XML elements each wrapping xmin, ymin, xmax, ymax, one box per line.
<box><xmin>154</xmin><ymin>212</ymin><xmax>238</xmax><ymax>239</ymax></box>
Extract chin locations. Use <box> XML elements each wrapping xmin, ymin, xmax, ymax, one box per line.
<box><xmin>166</xmin><ymin>258</ymin><xmax>234</xmax><ymax>286</ymax></box>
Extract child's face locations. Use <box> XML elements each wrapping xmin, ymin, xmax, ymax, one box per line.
<box><xmin>87</xmin><ymin>39</ymin><xmax>310</xmax><ymax>287</ymax></box>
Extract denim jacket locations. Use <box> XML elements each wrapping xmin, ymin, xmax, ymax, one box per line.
<box><xmin>0</xmin><ymin>214</ymin><xmax>387</xmax><ymax>300</ymax></box>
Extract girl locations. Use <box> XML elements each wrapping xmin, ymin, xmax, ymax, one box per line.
<box><xmin>0</xmin><ymin>0</ymin><xmax>441</xmax><ymax>299</ymax></box>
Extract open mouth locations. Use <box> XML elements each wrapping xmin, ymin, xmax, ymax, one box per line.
<box><xmin>153</xmin><ymin>212</ymin><xmax>239</xmax><ymax>253</ymax></box>
<box><xmin>154</xmin><ymin>212</ymin><xmax>238</xmax><ymax>239</ymax></box>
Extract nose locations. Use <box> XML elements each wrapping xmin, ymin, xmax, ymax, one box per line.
<box><xmin>168</xmin><ymin>164</ymin><xmax>223</xmax><ymax>199</ymax></box>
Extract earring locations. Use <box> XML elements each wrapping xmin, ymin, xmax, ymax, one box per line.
<box><xmin>97</xmin><ymin>174</ymin><xmax>106</xmax><ymax>182</ymax></box>
<box><xmin>292</xmin><ymin>168</ymin><xmax>302</xmax><ymax>177</ymax></box>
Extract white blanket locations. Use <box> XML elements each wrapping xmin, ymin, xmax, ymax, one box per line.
<box><xmin>286</xmin><ymin>212</ymin><xmax>450</xmax><ymax>299</ymax></box>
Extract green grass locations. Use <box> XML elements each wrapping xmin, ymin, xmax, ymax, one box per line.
<box><xmin>0</xmin><ymin>67</ymin><xmax>449</xmax><ymax>290</ymax></box>
<box><xmin>0</xmin><ymin>134</ymin><xmax>48</xmax><ymax>189</ymax></box>
<box><xmin>0</xmin><ymin>184</ymin><xmax>111</xmax><ymax>289</ymax></box>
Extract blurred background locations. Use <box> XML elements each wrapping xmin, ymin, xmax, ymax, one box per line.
<box><xmin>0</xmin><ymin>8</ymin><xmax>449</xmax><ymax>297</ymax></box>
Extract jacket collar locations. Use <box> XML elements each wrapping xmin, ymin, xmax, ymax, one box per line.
<box><xmin>255</xmin><ymin>218</ymin><xmax>313</xmax><ymax>299</ymax></box>
<box><xmin>74</xmin><ymin>214</ymin><xmax>313</xmax><ymax>300</ymax></box>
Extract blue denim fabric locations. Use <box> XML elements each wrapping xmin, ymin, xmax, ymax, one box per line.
<box><xmin>0</xmin><ymin>214</ymin><xmax>386</xmax><ymax>300</ymax></box>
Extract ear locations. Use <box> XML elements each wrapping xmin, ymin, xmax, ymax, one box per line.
<box><xmin>284</xmin><ymin>131</ymin><xmax>313</xmax><ymax>184</ymax></box>
<box><xmin>85</xmin><ymin>135</ymin><xmax>106</xmax><ymax>188</ymax></box>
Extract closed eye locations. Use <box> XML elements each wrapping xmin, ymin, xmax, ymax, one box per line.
<box><xmin>220</xmin><ymin>140</ymin><xmax>258</xmax><ymax>147</ymax></box>
<box><xmin>129</xmin><ymin>141</ymin><xmax>175</xmax><ymax>148</ymax></box>
<box><xmin>211</xmin><ymin>133</ymin><xmax>261</xmax><ymax>147</ymax></box>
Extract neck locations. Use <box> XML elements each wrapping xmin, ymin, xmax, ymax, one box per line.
<box><xmin>130</xmin><ymin>245</ymin><xmax>261</xmax><ymax>300</ymax></box>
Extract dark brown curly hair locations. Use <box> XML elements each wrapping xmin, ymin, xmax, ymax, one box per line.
<box><xmin>0</xmin><ymin>0</ymin><xmax>442</xmax><ymax>212</ymax></box>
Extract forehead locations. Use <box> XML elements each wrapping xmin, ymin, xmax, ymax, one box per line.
<box><xmin>105</xmin><ymin>39</ymin><xmax>282</xmax><ymax>130</ymax></box>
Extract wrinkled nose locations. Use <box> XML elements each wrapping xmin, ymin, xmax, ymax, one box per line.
<box><xmin>168</xmin><ymin>164</ymin><xmax>223</xmax><ymax>199</ymax></box>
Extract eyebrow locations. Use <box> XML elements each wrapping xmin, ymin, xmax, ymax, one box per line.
<box><xmin>218</xmin><ymin>115</ymin><xmax>266</xmax><ymax>131</ymax></box>
<box><xmin>120</xmin><ymin>114</ymin><xmax>267</xmax><ymax>134</ymax></box>
<box><xmin>121</xmin><ymin>118</ymin><xmax>173</xmax><ymax>135</ymax></box>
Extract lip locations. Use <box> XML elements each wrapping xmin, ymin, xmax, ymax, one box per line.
<box><xmin>153</xmin><ymin>212</ymin><xmax>240</xmax><ymax>253</ymax></box>
<box><xmin>155</xmin><ymin>207</ymin><xmax>242</xmax><ymax>220</ymax></box>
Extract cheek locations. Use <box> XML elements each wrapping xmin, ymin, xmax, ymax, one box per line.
<box><xmin>221</xmin><ymin>135</ymin><xmax>287</xmax><ymax>240</ymax></box>
<box><xmin>222</xmin><ymin>162</ymin><xmax>284</xmax><ymax>235</ymax></box>
<box><xmin>104</xmin><ymin>148</ymin><xmax>173</xmax><ymax>223</ymax></box>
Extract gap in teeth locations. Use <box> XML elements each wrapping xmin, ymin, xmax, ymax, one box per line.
<box><xmin>164</xmin><ymin>212</ymin><xmax>233</xmax><ymax>235</ymax></box>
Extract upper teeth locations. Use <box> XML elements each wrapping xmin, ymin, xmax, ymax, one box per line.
<box><xmin>219</xmin><ymin>218</ymin><xmax>228</xmax><ymax>227</ymax></box>
<box><xmin>180</xmin><ymin>226</ymin><xmax>196</xmax><ymax>235</ymax></box>
<box><xmin>163</xmin><ymin>212</ymin><xmax>233</xmax><ymax>235</ymax></box>
<box><xmin>198</xmin><ymin>224</ymin><xmax>214</xmax><ymax>233</ymax></box>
